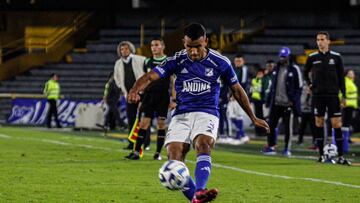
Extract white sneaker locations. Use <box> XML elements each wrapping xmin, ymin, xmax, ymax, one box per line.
<box><xmin>224</xmin><ymin>137</ymin><xmax>234</xmax><ymax>144</ymax></box>
<box><xmin>229</xmin><ymin>139</ymin><xmax>242</xmax><ymax>145</ymax></box>
<box><xmin>239</xmin><ymin>136</ymin><xmax>250</xmax><ymax>144</ymax></box>
<box><xmin>145</xmin><ymin>146</ymin><xmax>150</xmax><ymax>151</ymax></box>
<box><xmin>216</xmin><ymin>138</ymin><xmax>227</xmax><ymax>144</ymax></box>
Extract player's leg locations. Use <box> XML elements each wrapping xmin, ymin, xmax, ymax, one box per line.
<box><xmin>167</xmin><ymin>142</ymin><xmax>195</xmax><ymax>200</ymax></box>
<box><xmin>128</xmin><ymin>93</ymin><xmax>154</xmax><ymax>158</ymax></box>
<box><xmin>328</xmin><ymin>97</ymin><xmax>351</xmax><ymax>165</ymax></box>
<box><xmin>313</xmin><ymin>96</ymin><xmax>326</xmax><ymax>161</ymax></box>
<box><xmin>154</xmin><ymin>116</ymin><xmax>166</xmax><ymax>160</ymax></box>
<box><xmin>163</xmin><ymin>113</ymin><xmax>195</xmax><ymax>201</ymax></box>
<box><xmin>190</xmin><ymin>112</ymin><xmax>219</xmax><ymax>202</ymax></box>
<box><xmin>154</xmin><ymin>95</ymin><xmax>170</xmax><ymax>160</ymax></box>
<box><xmin>342</xmin><ymin>107</ymin><xmax>352</xmax><ymax>145</ymax></box>
<box><xmin>131</xmin><ymin>117</ymin><xmax>151</xmax><ymax>156</ymax></box>
<box><xmin>315</xmin><ymin>116</ymin><xmax>325</xmax><ymax>159</ymax></box>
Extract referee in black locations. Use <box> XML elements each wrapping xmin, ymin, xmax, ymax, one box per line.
<box><xmin>304</xmin><ymin>31</ymin><xmax>350</xmax><ymax>165</ymax></box>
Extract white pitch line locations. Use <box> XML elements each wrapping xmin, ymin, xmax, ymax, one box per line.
<box><xmin>1</xmin><ymin>133</ymin><xmax>360</xmax><ymax>189</ymax></box>
<box><xmin>0</xmin><ymin>133</ymin><xmax>11</xmax><ymax>139</ymax></box>
<box><xmin>209</xmin><ymin>162</ymin><xmax>360</xmax><ymax>189</ymax></box>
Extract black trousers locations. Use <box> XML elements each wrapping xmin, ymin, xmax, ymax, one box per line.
<box><xmin>253</xmin><ymin>100</ymin><xmax>265</xmax><ymax>136</ymax></box>
<box><xmin>126</xmin><ymin>102</ymin><xmax>139</xmax><ymax>133</ymax></box>
<box><xmin>46</xmin><ymin>99</ymin><xmax>61</xmax><ymax>128</ymax></box>
<box><xmin>298</xmin><ymin>112</ymin><xmax>315</xmax><ymax>143</ymax></box>
<box><xmin>267</xmin><ymin>105</ymin><xmax>292</xmax><ymax>148</ymax></box>
<box><xmin>105</xmin><ymin>102</ymin><xmax>121</xmax><ymax>130</ymax></box>
<box><xmin>342</xmin><ymin>107</ymin><xmax>355</xmax><ymax>128</ymax></box>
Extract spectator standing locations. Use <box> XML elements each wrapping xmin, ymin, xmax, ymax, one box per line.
<box><xmin>264</xmin><ymin>47</ymin><xmax>302</xmax><ymax>156</ymax></box>
<box><xmin>114</xmin><ymin>41</ymin><xmax>146</xmax><ymax>149</ymax></box>
<box><xmin>103</xmin><ymin>71</ymin><xmax>126</xmax><ymax>130</ymax></box>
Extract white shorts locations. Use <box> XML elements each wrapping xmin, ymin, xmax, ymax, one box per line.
<box><xmin>164</xmin><ymin>112</ymin><xmax>219</xmax><ymax>146</ymax></box>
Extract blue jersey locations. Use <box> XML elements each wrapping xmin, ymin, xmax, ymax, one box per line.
<box><xmin>153</xmin><ymin>48</ymin><xmax>239</xmax><ymax>117</ymax></box>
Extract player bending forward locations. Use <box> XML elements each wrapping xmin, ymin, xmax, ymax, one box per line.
<box><xmin>127</xmin><ymin>23</ymin><xmax>269</xmax><ymax>203</ymax></box>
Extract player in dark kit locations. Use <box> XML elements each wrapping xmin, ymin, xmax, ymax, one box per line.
<box><xmin>304</xmin><ymin>31</ymin><xmax>351</xmax><ymax>165</ymax></box>
<box><xmin>126</xmin><ymin>38</ymin><xmax>171</xmax><ymax>160</ymax></box>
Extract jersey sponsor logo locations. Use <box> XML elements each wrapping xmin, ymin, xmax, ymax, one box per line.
<box><xmin>181</xmin><ymin>68</ymin><xmax>189</xmax><ymax>74</ymax></box>
<box><xmin>205</xmin><ymin>68</ymin><xmax>214</xmax><ymax>77</ymax></box>
<box><xmin>181</xmin><ymin>77</ymin><xmax>211</xmax><ymax>95</ymax></box>
<box><xmin>313</xmin><ymin>60</ymin><xmax>322</xmax><ymax>64</ymax></box>
<box><xmin>155</xmin><ymin>66</ymin><xmax>165</xmax><ymax>75</ymax></box>
<box><xmin>329</xmin><ymin>59</ymin><xmax>335</xmax><ymax>65</ymax></box>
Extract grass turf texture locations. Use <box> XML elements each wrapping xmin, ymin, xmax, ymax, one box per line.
<box><xmin>0</xmin><ymin>126</ymin><xmax>359</xmax><ymax>203</ymax></box>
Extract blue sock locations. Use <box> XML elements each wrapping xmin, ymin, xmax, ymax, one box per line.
<box><xmin>195</xmin><ymin>154</ymin><xmax>212</xmax><ymax>191</ymax></box>
<box><xmin>182</xmin><ymin>176</ymin><xmax>196</xmax><ymax>200</ymax></box>
<box><xmin>342</xmin><ymin>127</ymin><xmax>349</xmax><ymax>154</ymax></box>
<box><xmin>234</xmin><ymin>119</ymin><xmax>243</xmax><ymax>139</ymax></box>
<box><xmin>332</xmin><ymin>128</ymin><xmax>336</xmax><ymax>145</ymax></box>
<box><xmin>238</xmin><ymin>119</ymin><xmax>244</xmax><ymax>137</ymax></box>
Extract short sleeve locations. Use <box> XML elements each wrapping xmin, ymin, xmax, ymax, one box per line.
<box><xmin>222</xmin><ymin>63</ymin><xmax>239</xmax><ymax>86</ymax></box>
<box><xmin>153</xmin><ymin>57</ymin><xmax>177</xmax><ymax>78</ymax></box>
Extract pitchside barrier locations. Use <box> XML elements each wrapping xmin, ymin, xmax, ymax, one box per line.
<box><xmin>1</xmin><ymin>93</ymin><xmax>127</xmax><ymax>128</ymax></box>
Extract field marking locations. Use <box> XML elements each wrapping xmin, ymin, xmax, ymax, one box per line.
<box><xmin>0</xmin><ymin>133</ymin><xmax>11</xmax><ymax>139</ymax></box>
<box><xmin>1</xmin><ymin>133</ymin><xmax>360</xmax><ymax>189</ymax></box>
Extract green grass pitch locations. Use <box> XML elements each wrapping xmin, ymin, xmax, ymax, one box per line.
<box><xmin>0</xmin><ymin>126</ymin><xmax>359</xmax><ymax>202</ymax></box>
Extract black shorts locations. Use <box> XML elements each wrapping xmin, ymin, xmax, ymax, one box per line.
<box><xmin>140</xmin><ymin>91</ymin><xmax>170</xmax><ymax>119</ymax></box>
<box><xmin>313</xmin><ymin>95</ymin><xmax>341</xmax><ymax>117</ymax></box>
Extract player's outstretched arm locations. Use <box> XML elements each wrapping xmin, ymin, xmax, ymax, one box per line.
<box><xmin>127</xmin><ymin>70</ymin><xmax>160</xmax><ymax>103</ymax></box>
<box><xmin>231</xmin><ymin>83</ymin><xmax>270</xmax><ymax>133</ymax></box>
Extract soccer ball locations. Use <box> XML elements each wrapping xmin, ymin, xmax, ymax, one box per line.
<box><xmin>159</xmin><ymin>160</ymin><xmax>190</xmax><ymax>190</ymax></box>
<box><xmin>323</xmin><ymin>144</ymin><xmax>338</xmax><ymax>163</ymax></box>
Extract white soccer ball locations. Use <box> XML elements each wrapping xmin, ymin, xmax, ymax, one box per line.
<box><xmin>159</xmin><ymin>160</ymin><xmax>190</xmax><ymax>190</ymax></box>
<box><xmin>323</xmin><ymin>143</ymin><xmax>338</xmax><ymax>159</ymax></box>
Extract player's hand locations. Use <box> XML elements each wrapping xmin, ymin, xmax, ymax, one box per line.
<box><xmin>127</xmin><ymin>89</ymin><xmax>140</xmax><ymax>103</ymax></box>
<box><xmin>253</xmin><ymin>118</ymin><xmax>270</xmax><ymax>134</ymax></box>
<box><xmin>306</xmin><ymin>84</ymin><xmax>312</xmax><ymax>94</ymax></box>
<box><xmin>169</xmin><ymin>101</ymin><xmax>177</xmax><ymax>109</ymax></box>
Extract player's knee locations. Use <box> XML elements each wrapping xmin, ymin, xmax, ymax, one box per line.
<box><xmin>157</xmin><ymin>117</ymin><xmax>166</xmax><ymax>129</ymax></box>
<box><xmin>167</xmin><ymin>143</ymin><xmax>186</xmax><ymax>161</ymax></box>
<box><xmin>315</xmin><ymin>117</ymin><xmax>324</xmax><ymax>127</ymax></box>
<box><xmin>331</xmin><ymin>117</ymin><xmax>342</xmax><ymax>128</ymax></box>
<box><xmin>194</xmin><ymin>135</ymin><xmax>214</xmax><ymax>154</ymax></box>
<box><xmin>139</xmin><ymin>117</ymin><xmax>151</xmax><ymax>129</ymax></box>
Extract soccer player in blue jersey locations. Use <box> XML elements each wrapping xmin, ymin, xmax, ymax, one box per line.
<box><xmin>127</xmin><ymin>23</ymin><xmax>269</xmax><ymax>203</ymax></box>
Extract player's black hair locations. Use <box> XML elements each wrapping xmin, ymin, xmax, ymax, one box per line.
<box><xmin>50</xmin><ymin>73</ymin><xmax>58</xmax><ymax>78</ymax></box>
<box><xmin>184</xmin><ymin>22</ymin><xmax>206</xmax><ymax>40</ymax></box>
<box><xmin>234</xmin><ymin>53</ymin><xmax>244</xmax><ymax>58</ymax></box>
<box><xmin>151</xmin><ymin>37</ymin><xmax>165</xmax><ymax>45</ymax></box>
<box><xmin>266</xmin><ymin>59</ymin><xmax>275</xmax><ymax>64</ymax></box>
<box><xmin>317</xmin><ymin>31</ymin><xmax>330</xmax><ymax>40</ymax></box>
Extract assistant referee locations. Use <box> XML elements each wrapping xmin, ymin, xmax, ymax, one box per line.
<box><xmin>304</xmin><ymin>31</ymin><xmax>350</xmax><ymax>165</ymax></box>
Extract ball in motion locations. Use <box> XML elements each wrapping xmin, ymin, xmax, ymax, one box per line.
<box><xmin>159</xmin><ymin>160</ymin><xmax>190</xmax><ymax>190</ymax></box>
